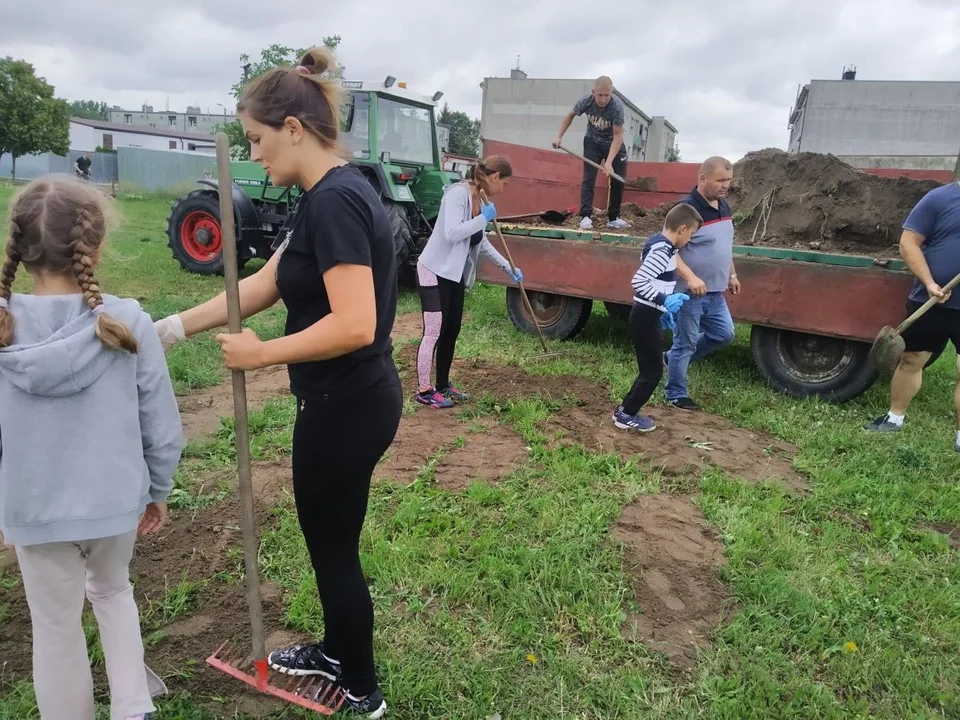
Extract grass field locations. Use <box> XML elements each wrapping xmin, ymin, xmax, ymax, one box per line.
<box><xmin>0</xmin><ymin>180</ymin><xmax>958</xmax><ymax>719</ymax></box>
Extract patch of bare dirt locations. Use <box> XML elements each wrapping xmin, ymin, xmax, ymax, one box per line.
<box><xmin>613</xmin><ymin>494</ymin><xmax>735</xmax><ymax>668</ymax></box>
<box><xmin>177</xmin><ymin>365</ymin><xmax>290</xmax><ymax>442</ymax></box>
<box><xmin>434</xmin><ymin>424</ymin><xmax>530</xmax><ymax>491</ymax></box>
<box><xmin>391</xmin><ymin>311</ymin><xmax>424</xmax><ymax>344</ymax></box>
<box><xmin>0</xmin><ymin>459</ymin><xmax>297</xmax><ymax>718</ymax></box>
<box><xmin>546</xmin><ymin>404</ymin><xmax>808</xmax><ymax>493</ymax></box>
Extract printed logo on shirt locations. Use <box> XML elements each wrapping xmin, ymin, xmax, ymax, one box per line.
<box><xmin>274</xmin><ymin>230</ymin><xmax>292</xmax><ymax>281</ymax></box>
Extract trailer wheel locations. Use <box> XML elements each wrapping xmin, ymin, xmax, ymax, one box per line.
<box><xmin>750</xmin><ymin>325</ymin><xmax>877</xmax><ymax>403</ymax></box>
<box><xmin>506</xmin><ymin>288</ymin><xmax>592</xmax><ymax>340</ymax></box>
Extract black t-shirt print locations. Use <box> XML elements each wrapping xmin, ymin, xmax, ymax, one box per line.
<box><xmin>573</xmin><ymin>94</ymin><xmax>625</xmax><ymax>146</ymax></box>
<box><xmin>274</xmin><ymin>164</ymin><xmax>398</xmax><ymax>400</ymax></box>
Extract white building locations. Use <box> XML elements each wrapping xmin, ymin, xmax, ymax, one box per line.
<box><xmin>480</xmin><ymin>68</ymin><xmax>678</xmax><ymax>162</ymax></box>
<box><xmin>69</xmin><ymin>119</ymin><xmax>216</xmax><ymax>155</ymax></box>
<box><xmin>107</xmin><ymin>104</ymin><xmax>235</xmax><ymax>135</ymax></box>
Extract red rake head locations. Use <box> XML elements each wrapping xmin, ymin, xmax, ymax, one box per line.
<box><xmin>206</xmin><ymin>642</ymin><xmax>345</xmax><ymax>715</ymax></box>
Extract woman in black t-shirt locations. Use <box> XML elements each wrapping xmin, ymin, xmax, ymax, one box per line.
<box><xmin>153</xmin><ymin>47</ymin><xmax>398</xmax><ymax>719</ymax></box>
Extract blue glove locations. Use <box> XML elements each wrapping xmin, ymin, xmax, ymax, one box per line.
<box><xmin>480</xmin><ymin>202</ymin><xmax>497</xmax><ymax>222</ymax></box>
<box><xmin>663</xmin><ymin>292</ymin><xmax>690</xmax><ymax>314</ymax></box>
<box><xmin>659</xmin><ymin>311</ymin><xmax>676</xmax><ymax>331</ymax></box>
<box><xmin>508</xmin><ymin>266</ymin><xmax>523</xmax><ymax>284</ymax></box>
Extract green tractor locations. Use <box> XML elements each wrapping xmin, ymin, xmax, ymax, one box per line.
<box><xmin>166</xmin><ymin>78</ymin><xmax>463</xmax><ymax>279</ymax></box>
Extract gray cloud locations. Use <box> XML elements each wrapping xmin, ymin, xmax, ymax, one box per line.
<box><xmin>2</xmin><ymin>0</ymin><xmax>957</xmax><ymax>161</ymax></box>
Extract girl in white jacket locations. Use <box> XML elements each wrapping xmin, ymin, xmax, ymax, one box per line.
<box><xmin>414</xmin><ymin>156</ymin><xmax>522</xmax><ymax>408</ymax></box>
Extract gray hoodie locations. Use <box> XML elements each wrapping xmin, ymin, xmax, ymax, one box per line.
<box><xmin>0</xmin><ymin>293</ymin><xmax>184</xmax><ymax>546</ymax></box>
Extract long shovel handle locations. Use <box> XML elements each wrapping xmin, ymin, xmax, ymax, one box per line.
<box><xmin>479</xmin><ymin>190</ymin><xmax>550</xmax><ymax>353</ymax></box>
<box><xmin>555</xmin><ymin>144</ymin><xmax>627</xmax><ymax>184</ymax></box>
<box><xmin>895</xmin><ymin>270</ymin><xmax>960</xmax><ymax>334</ymax></box>
<box><xmin>215</xmin><ymin>132</ymin><xmax>266</xmax><ymax>663</ymax></box>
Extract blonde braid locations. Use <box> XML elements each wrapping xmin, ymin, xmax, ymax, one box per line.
<box><xmin>70</xmin><ymin>206</ymin><xmax>139</xmax><ymax>353</ymax></box>
<box><xmin>0</xmin><ymin>216</ymin><xmax>23</xmax><ymax>347</ymax></box>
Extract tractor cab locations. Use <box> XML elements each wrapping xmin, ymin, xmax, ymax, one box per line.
<box><xmin>337</xmin><ymin>78</ymin><xmax>460</xmax><ymax>223</ymax></box>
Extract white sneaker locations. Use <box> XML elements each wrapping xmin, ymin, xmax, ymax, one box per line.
<box><xmin>579</xmin><ymin>216</ymin><xmax>593</xmax><ymax>230</ymax></box>
<box><xmin>607</xmin><ymin>218</ymin><xmax>629</xmax><ymax>230</ymax></box>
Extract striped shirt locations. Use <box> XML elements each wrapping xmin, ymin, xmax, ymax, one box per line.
<box><xmin>632</xmin><ymin>233</ymin><xmax>678</xmax><ymax>311</ymax></box>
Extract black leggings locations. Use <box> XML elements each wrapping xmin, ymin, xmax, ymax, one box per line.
<box><xmin>416</xmin><ymin>262</ymin><xmax>466</xmax><ymax>391</ymax></box>
<box><xmin>622</xmin><ymin>303</ymin><xmax>666</xmax><ymax>415</ymax></box>
<box><xmin>291</xmin><ymin>367</ymin><xmax>402</xmax><ymax>696</ymax></box>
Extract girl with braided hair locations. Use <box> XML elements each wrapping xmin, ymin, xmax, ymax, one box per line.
<box><xmin>0</xmin><ymin>175</ymin><xmax>183</xmax><ymax>720</ymax></box>
<box><xmin>413</xmin><ymin>156</ymin><xmax>522</xmax><ymax>409</ymax></box>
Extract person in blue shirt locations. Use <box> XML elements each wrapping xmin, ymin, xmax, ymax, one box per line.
<box><xmin>865</xmin><ymin>180</ymin><xmax>960</xmax><ymax>453</ymax></box>
<box><xmin>663</xmin><ymin>157</ymin><xmax>740</xmax><ymax>411</ymax></box>
<box><xmin>613</xmin><ymin>202</ymin><xmax>702</xmax><ymax>432</ymax></box>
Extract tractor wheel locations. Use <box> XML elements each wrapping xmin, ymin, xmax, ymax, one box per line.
<box><xmin>167</xmin><ymin>189</ymin><xmax>245</xmax><ymax>276</ymax></box>
<box><xmin>383</xmin><ymin>199</ymin><xmax>414</xmax><ymax>268</ymax></box>
<box><xmin>506</xmin><ymin>289</ymin><xmax>593</xmax><ymax>340</ymax></box>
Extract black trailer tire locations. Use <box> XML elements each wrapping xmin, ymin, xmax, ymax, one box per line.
<box><xmin>506</xmin><ymin>288</ymin><xmax>593</xmax><ymax>340</ymax></box>
<box><xmin>166</xmin><ymin>189</ymin><xmax>245</xmax><ymax>276</ymax></box>
<box><xmin>603</xmin><ymin>301</ymin><xmax>631</xmax><ymax>321</ymax></box>
<box><xmin>750</xmin><ymin>325</ymin><xmax>878</xmax><ymax>403</ymax></box>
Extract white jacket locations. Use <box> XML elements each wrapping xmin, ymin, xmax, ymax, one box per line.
<box><xmin>417</xmin><ymin>182</ymin><xmax>512</xmax><ymax>288</ymax></box>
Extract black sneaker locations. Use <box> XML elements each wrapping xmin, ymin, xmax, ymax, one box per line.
<box><xmin>267</xmin><ymin>643</ymin><xmax>341</xmax><ymax>680</ymax></box>
<box><xmin>668</xmin><ymin>397</ymin><xmax>699</xmax><ymax>411</ymax></box>
<box><xmin>342</xmin><ymin>687</ymin><xmax>387</xmax><ymax>718</ymax></box>
<box><xmin>863</xmin><ymin>414</ymin><xmax>902</xmax><ymax>433</ymax></box>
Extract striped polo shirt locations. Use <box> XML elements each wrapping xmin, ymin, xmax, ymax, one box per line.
<box><xmin>675</xmin><ymin>188</ymin><xmax>735</xmax><ymax>294</ymax></box>
<box><xmin>632</xmin><ymin>232</ymin><xmax>678</xmax><ymax>311</ymax></box>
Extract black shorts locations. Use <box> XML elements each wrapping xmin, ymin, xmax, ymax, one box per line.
<box><xmin>901</xmin><ymin>300</ymin><xmax>960</xmax><ymax>354</ymax></box>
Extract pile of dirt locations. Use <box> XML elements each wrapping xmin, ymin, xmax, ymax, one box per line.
<box><xmin>511</xmin><ymin>148</ymin><xmax>943</xmax><ymax>257</ymax></box>
<box><xmin>727</xmin><ymin>148</ymin><xmax>941</xmax><ymax>254</ymax></box>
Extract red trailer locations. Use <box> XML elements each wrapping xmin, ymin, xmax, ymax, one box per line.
<box><xmin>477</xmin><ymin>225</ymin><xmax>920</xmax><ymax>403</ymax></box>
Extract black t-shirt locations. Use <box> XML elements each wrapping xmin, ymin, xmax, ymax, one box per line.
<box><xmin>274</xmin><ymin>164</ymin><xmax>397</xmax><ymax>400</ymax></box>
<box><xmin>76</xmin><ymin>156</ymin><xmax>91</xmax><ymax>172</ymax></box>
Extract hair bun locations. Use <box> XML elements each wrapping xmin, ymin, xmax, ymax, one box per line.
<box><xmin>297</xmin><ymin>47</ymin><xmax>334</xmax><ymax>76</ymax></box>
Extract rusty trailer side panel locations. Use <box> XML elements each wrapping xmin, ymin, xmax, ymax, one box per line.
<box><xmin>477</xmin><ymin>230</ymin><xmax>915</xmax><ymax>344</ymax></box>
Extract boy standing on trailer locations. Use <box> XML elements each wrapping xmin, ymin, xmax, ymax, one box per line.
<box><xmin>613</xmin><ymin>202</ymin><xmax>702</xmax><ymax>432</ymax></box>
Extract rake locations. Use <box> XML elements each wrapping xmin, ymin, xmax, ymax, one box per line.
<box><xmin>480</xmin><ymin>189</ymin><xmax>567</xmax><ymax>360</ymax></box>
<box><xmin>204</xmin><ymin>132</ymin><xmax>345</xmax><ymax>714</ymax></box>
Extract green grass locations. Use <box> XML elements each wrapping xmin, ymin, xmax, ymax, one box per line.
<box><xmin>1</xmin><ymin>186</ymin><xmax>958</xmax><ymax>718</ymax></box>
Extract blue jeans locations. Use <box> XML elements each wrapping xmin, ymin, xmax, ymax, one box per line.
<box><xmin>664</xmin><ymin>292</ymin><xmax>735</xmax><ymax>401</ymax></box>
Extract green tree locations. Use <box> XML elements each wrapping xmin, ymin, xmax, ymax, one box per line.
<box><xmin>220</xmin><ymin>37</ymin><xmax>344</xmax><ymax>159</ymax></box>
<box><xmin>438</xmin><ymin>103</ymin><xmax>480</xmax><ymax>157</ymax></box>
<box><xmin>0</xmin><ymin>57</ymin><xmax>70</xmax><ymax>180</ymax></box>
<box><xmin>69</xmin><ymin>99</ymin><xmax>108</xmax><ymax>120</ymax></box>
<box><xmin>665</xmin><ymin>144</ymin><xmax>681</xmax><ymax>162</ymax></box>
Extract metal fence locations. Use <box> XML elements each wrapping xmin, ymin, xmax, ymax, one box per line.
<box><xmin>1</xmin><ymin>148</ymin><xmax>215</xmax><ymax>193</ymax></box>
<box><xmin>116</xmin><ymin>147</ymin><xmax>215</xmax><ymax>193</ymax></box>
<box><xmin>0</xmin><ymin>150</ymin><xmax>118</xmax><ymax>184</ymax></box>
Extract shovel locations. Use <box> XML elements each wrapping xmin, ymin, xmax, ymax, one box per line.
<box><xmin>497</xmin><ymin>208</ymin><xmax>573</xmax><ymax>225</ymax></box>
<box><xmin>554</xmin><ymin>144</ymin><xmax>657</xmax><ymax>191</ymax></box>
<box><xmin>204</xmin><ymin>132</ymin><xmax>344</xmax><ymax>714</ymax></box>
<box><xmin>868</xmin><ymin>270</ymin><xmax>960</xmax><ymax>375</ymax></box>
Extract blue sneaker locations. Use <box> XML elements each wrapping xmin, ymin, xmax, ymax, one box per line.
<box><xmin>864</xmin><ymin>414</ymin><xmax>902</xmax><ymax>433</ymax></box>
<box><xmin>612</xmin><ymin>406</ymin><xmax>656</xmax><ymax>432</ymax></box>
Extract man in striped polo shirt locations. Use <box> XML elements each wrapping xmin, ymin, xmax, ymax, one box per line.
<box><xmin>664</xmin><ymin>156</ymin><xmax>741</xmax><ymax>410</ymax></box>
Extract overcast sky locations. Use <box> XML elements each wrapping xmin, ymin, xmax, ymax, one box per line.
<box><xmin>2</xmin><ymin>0</ymin><xmax>958</xmax><ymax>162</ymax></box>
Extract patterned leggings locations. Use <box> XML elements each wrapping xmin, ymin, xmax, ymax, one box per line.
<box><xmin>415</xmin><ymin>260</ymin><xmax>465</xmax><ymax>391</ymax></box>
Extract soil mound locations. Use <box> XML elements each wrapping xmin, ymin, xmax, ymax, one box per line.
<box><xmin>727</xmin><ymin>148</ymin><xmax>941</xmax><ymax>255</ymax></box>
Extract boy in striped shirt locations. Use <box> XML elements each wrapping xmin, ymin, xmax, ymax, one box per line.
<box><xmin>613</xmin><ymin>202</ymin><xmax>703</xmax><ymax>432</ymax></box>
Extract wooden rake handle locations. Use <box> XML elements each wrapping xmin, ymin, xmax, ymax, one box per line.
<box><xmin>215</xmin><ymin>132</ymin><xmax>266</xmax><ymax>664</ymax></box>
<box><xmin>479</xmin><ymin>189</ymin><xmax>550</xmax><ymax>353</ymax></box>
<box><xmin>895</xmin><ymin>270</ymin><xmax>960</xmax><ymax>334</ymax></box>
<box><xmin>555</xmin><ymin>144</ymin><xmax>627</xmax><ymax>184</ymax></box>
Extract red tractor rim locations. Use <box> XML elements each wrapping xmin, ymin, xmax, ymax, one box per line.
<box><xmin>179</xmin><ymin>210</ymin><xmax>222</xmax><ymax>263</ymax></box>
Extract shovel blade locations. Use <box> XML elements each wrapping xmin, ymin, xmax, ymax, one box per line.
<box><xmin>539</xmin><ymin>210</ymin><xmax>571</xmax><ymax>225</ymax></box>
<box><xmin>868</xmin><ymin>326</ymin><xmax>906</xmax><ymax>376</ymax></box>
